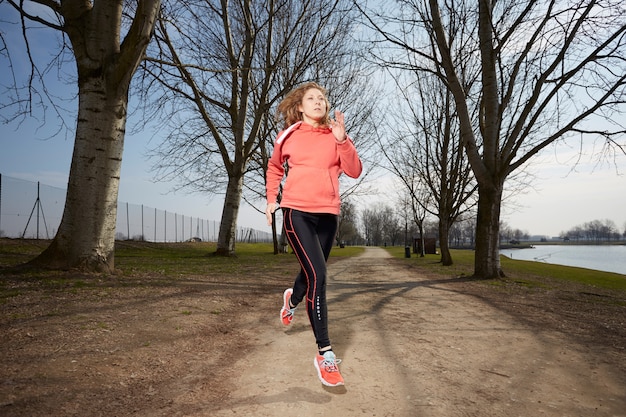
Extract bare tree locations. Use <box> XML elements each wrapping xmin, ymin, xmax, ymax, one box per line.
<box><xmin>336</xmin><ymin>199</ymin><xmax>360</xmax><ymax>246</ymax></box>
<box><xmin>2</xmin><ymin>0</ymin><xmax>161</xmax><ymax>271</ymax></box>
<box><xmin>381</xmin><ymin>205</ymin><xmax>402</xmax><ymax>246</ymax></box>
<box><xmin>408</xmin><ymin>182</ymin><xmax>431</xmax><ymax>256</ymax></box>
<box><xmin>381</xmin><ymin>69</ymin><xmax>477</xmax><ymax>265</ymax></box>
<box><xmin>138</xmin><ymin>0</ymin><xmax>374</xmax><ymax>256</ymax></box>
<box><xmin>361</xmin><ymin>205</ymin><xmax>384</xmax><ymax>246</ymax></box>
<box><xmin>360</xmin><ymin>203</ymin><xmax>402</xmax><ymax>246</ymax></box>
<box><xmin>360</xmin><ymin>0</ymin><xmax>626</xmax><ymax>278</ymax></box>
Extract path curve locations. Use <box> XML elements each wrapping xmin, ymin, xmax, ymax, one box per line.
<box><xmin>210</xmin><ymin>247</ymin><xmax>626</xmax><ymax>417</ymax></box>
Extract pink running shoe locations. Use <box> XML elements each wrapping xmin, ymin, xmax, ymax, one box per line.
<box><xmin>280</xmin><ymin>288</ymin><xmax>295</xmax><ymax>326</ymax></box>
<box><xmin>314</xmin><ymin>351</ymin><xmax>344</xmax><ymax>386</ymax></box>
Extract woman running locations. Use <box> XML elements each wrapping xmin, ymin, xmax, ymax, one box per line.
<box><xmin>265</xmin><ymin>82</ymin><xmax>362</xmax><ymax>386</ymax></box>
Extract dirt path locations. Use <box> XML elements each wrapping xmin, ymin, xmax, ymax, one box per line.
<box><xmin>2</xmin><ymin>245</ymin><xmax>625</xmax><ymax>416</ymax></box>
<box><xmin>210</xmin><ymin>247</ymin><xmax>626</xmax><ymax>417</ymax></box>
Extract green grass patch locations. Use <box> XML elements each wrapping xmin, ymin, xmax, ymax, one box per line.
<box><xmin>386</xmin><ymin>246</ymin><xmax>626</xmax><ymax>292</ymax></box>
<box><xmin>113</xmin><ymin>241</ymin><xmax>364</xmax><ymax>276</ymax></box>
<box><xmin>96</xmin><ymin>321</ymin><xmax>109</xmax><ymax>330</ymax></box>
<box><xmin>0</xmin><ymin>240</ymin><xmax>362</xmax><ymax>290</ymax></box>
<box><xmin>0</xmin><ymin>289</ymin><xmax>22</xmax><ymax>303</ymax></box>
<box><xmin>114</xmin><ymin>241</ymin><xmax>292</xmax><ymax>276</ymax></box>
<box><xmin>386</xmin><ymin>246</ymin><xmax>475</xmax><ymax>278</ymax></box>
<box><xmin>329</xmin><ymin>245</ymin><xmax>364</xmax><ymax>257</ymax></box>
<box><xmin>0</xmin><ymin>239</ymin><xmax>50</xmax><ymax>267</ymax></box>
<box><xmin>500</xmin><ymin>255</ymin><xmax>626</xmax><ymax>291</ymax></box>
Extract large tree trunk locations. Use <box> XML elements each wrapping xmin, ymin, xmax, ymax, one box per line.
<box><xmin>415</xmin><ymin>222</ymin><xmax>424</xmax><ymax>257</ymax></box>
<box><xmin>215</xmin><ymin>174</ymin><xmax>244</xmax><ymax>256</ymax></box>
<box><xmin>24</xmin><ymin>0</ymin><xmax>160</xmax><ymax>272</ymax></box>
<box><xmin>35</xmin><ymin>83</ymin><xmax>127</xmax><ymax>272</ymax></box>
<box><xmin>439</xmin><ymin>220</ymin><xmax>453</xmax><ymax>266</ymax></box>
<box><xmin>473</xmin><ymin>183</ymin><xmax>504</xmax><ymax>279</ymax></box>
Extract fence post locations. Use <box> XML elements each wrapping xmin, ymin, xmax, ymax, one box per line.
<box><xmin>126</xmin><ymin>202</ymin><xmax>130</xmax><ymax>240</ymax></box>
<box><xmin>22</xmin><ymin>181</ymin><xmax>49</xmax><ymax>239</ymax></box>
<box><xmin>36</xmin><ymin>182</ymin><xmax>40</xmax><ymax>238</ymax></box>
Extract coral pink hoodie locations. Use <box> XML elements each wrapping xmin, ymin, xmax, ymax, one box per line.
<box><xmin>266</xmin><ymin>122</ymin><xmax>362</xmax><ymax>215</ymax></box>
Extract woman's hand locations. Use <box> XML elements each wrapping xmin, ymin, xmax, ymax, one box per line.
<box><xmin>330</xmin><ymin>109</ymin><xmax>347</xmax><ymax>143</ymax></box>
<box><xmin>265</xmin><ymin>202</ymin><xmax>279</xmax><ymax>225</ymax></box>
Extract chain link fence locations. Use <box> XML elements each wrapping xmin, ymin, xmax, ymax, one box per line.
<box><xmin>0</xmin><ymin>174</ymin><xmax>272</xmax><ymax>243</ymax></box>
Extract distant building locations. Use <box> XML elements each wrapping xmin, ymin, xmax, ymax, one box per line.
<box><xmin>414</xmin><ymin>237</ymin><xmax>437</xmax><ymax>255</ymax></box>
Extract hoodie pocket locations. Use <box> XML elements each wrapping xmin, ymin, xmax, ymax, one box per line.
<box><xmin>284</xmin><ymin>166</ymin><xmax>336</xmax><ymax>204</ymax></box>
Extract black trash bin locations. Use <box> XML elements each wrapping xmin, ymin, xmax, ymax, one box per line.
<box><xmin>404</xmin><ymin>246</ymin><xmax>411</xmax><ymax>258</ymax></box>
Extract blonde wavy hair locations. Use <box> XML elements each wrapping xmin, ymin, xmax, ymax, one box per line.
<box><xmin>276</xmin><ymin>82</ymin><xmax>331</xmax><ymax>129</ymax></box>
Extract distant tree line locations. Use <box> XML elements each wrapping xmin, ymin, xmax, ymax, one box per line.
<box><xmin>360</xmin><ymin>203</ymin><xmax>407</xmax><ymax>247</ymax></box>
<box><xmin>560</xmin><ymin>219</ymin><xmax>625</xmax><ymax>243</ymax></box>
<box><xmin>355</xmin><ymin>203</ymin><xmax>625</xmax><ymax>248</ymax></box>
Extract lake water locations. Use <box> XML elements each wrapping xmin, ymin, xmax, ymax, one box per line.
<box><xmin>503</xmin><ymin>245</ymin><xmax>626</xmax><ymax>275</ymax></box>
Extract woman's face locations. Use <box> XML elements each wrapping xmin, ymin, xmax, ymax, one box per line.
<box><xmin>298</xmin><ymin>88</ymin><xmax>327</xmax><ymax>126</ymax></box>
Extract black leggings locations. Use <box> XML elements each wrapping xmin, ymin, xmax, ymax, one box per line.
<box><xmin>282</xmin><ymin>208</ymin><xmax>338</xmax><ymax>349</ymax></box>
